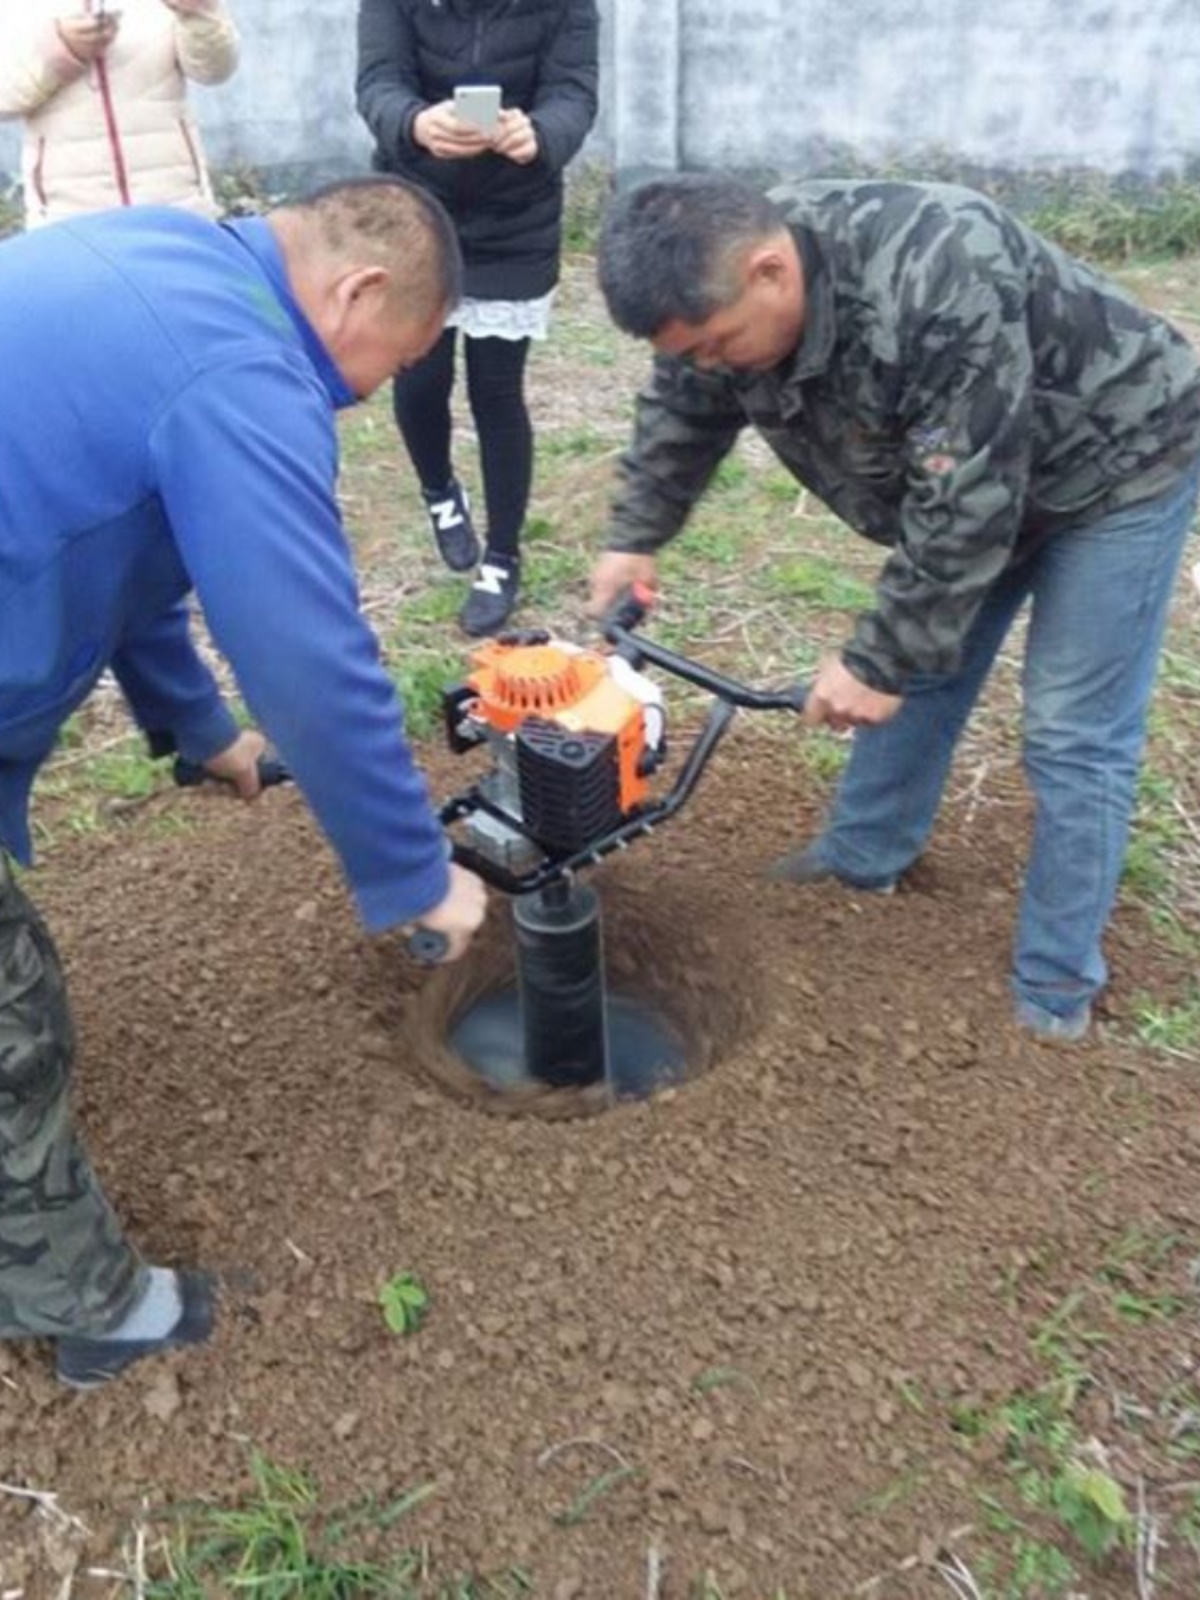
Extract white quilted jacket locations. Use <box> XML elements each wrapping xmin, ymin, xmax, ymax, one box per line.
<box><xmin>0</xmin><ymin>0</ymin><xmax>239</xmax><ymax>226</ymax></box>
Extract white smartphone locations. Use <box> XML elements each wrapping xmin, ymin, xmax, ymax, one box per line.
<box><xmin>453</xmin><ymin>84</ymin><xmax>501</xmax><ymax>135</ymax></box>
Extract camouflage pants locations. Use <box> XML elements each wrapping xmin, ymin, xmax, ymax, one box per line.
<box><xmin>0</xmin><ymin>855</ymin><xmax>141</xmax><ymax>1338</ymax></box>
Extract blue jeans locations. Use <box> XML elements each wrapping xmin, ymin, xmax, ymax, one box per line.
<box><xmin>812</xmin><ymin>462</ymin><xmax>1200</xmax><ymax>1023</ymax></box>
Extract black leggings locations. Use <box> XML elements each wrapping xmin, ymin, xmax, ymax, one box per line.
<box><xmin>392</xmin><ymin>327</ymin><xmax>532</xmax><ymax>561</ymax></box>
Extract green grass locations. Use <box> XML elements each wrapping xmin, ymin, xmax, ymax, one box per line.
<box><xmin>391</xmin><ymin>652</ymin><xmax>464</xmax><ymax>741</ymax></box>
<box><xmin>1120</xmin><ymin>767</ymin><xmax>1187</xmax><ymax>903</ymax></box>
<box><xmin>539</xmin><ymin>426</ymin><xmax>613</xmax><ymax>460</ymax></box>
<box><xmin>145</xmin><ymin>1455</ymin><xmax>529</xmax><ymax>1599</ymax></box>
<box><xmin>1131</xmin><ymin>982</ymin><xmax>1200</xmax><ymax>1054</ymax></box>
<box><xmin>561</xmin><ymin>161</ymin><xmax>611</xmax><ymax>255</ymax></box>
<box><xmin>797</xmin><ymin>729</ymin><xmax>851</xmax><ymax>781</ymax></box>
<box><xmin>940</xmin><ymin>1233</ymin><xmax>1200</xmax><ymax>1594</ymax></box>
<box><xmin>0</xmin><ymin>186</ymin><xmax>21</xmax><ymax>240</ymax></box>
<box><xmin>1030</xmin><ymin>179</ymin><xmax>1200</xmax><ymax>261</ymax></box>
<box><xmin>761</xmin><ymin>555</ymin><xmax>874</xmax><ymax>611</ymax></box>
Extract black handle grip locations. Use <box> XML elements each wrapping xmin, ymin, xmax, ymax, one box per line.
<box><xmin>602</xmin><ymin>581</ymin><xmax>655</xmax><ymax>637</ymax></box>
<box><xmin>408</xmin><ymin>928</ymin><xmax>451</xmax><ymax>966</ymax></box>
<box><xmin>172</xmin><ymin>753</ymin><xmax>292</xmax><ymax>790</ymax></box>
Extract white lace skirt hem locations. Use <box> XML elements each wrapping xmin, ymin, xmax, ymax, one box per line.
<box><xmin>447</xmin><ymin>291</ymin><xmax>555</xmax><ymax>341</ymax></box>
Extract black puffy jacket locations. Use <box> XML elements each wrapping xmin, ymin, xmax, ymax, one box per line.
<box><xmin>356</xmin><ymin>0</ymin><xmax>599</xmax><ymax>300</ymax></box>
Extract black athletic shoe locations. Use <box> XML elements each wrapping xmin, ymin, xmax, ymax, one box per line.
<box><xmin>55</xmin><ymin>1270</ymin><xmax>216</xmax><ymax>1390</ymax></box>
<box><xmin>422</xmin><ymin>480</ymin><xmax>479</xmax><ymax>573</ymax></box>
<box><xmin>459</xmin><ymin>554</ymin><xmax>520</xmax><ymax>638</ymax></box>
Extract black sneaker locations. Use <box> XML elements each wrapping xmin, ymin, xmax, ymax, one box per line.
<box><xmin>55</xmin><ymin>1270</ymin><xmax>216</xmax><ymax>1389</ymax></box>
<box><xmin>422</xmin><ymin>480</ymin><xmax>479</xmax><ymax>573</ymax></box>
<box><xmin>460</xmin><ymin>554</ymin><xmax>520</xmax><ymax>638</ymax></box>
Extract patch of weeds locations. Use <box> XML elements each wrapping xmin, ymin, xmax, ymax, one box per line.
<box><xmin>562</xmin><ymin>161</ymin><xmax>610</xmax><ymax>255</ymax></box>
<box><xmin>1178</xmin><ymin>1489</ymin><xmax>1200</xmax><ymax>1551</ymax></box>
<box><xmin>1131</xmin><ymin>982</ymin><xmax>1200</xmax><ymax>1054</ymax></box>
<box><xmin>855</xmin><ymin>1466</ymin><xmax>929</xmax><ymax>1514</ymax></box>
<box><xmin>0</xmin><ymin>178</ymin><xmax>24</xmax><ymax>239</ymax></box>
<box><xmin>948</xmin><ymin>1399</ymin><xmax>990</xmax><ymax>1440</ymax></box>
<box><xmin>1030</xmin><ymin>179</ymin><xmax>1200</xmax><ymax>261</ymax></box>
<box><xmin>895</xmin><ymin>1377</ymin><xmax>927</xmax><ymax>1413</ymax></box>
<box><xmin>212</xmin><ymin>164</ymin><xmax>283</xmax><ymax>218</ymax></box>
<box><xmin>952</xmin><ymin>1236</ymin><xmax>1200</xmax><ymax>1591</ymax></box>
<box><xmin>691</xmin><ymin>1365</ymin><xmax>759</xmax><ymax>1396</ymax></box>
<box><xmin>391</xmin><ymin>653</ymin><xmax>462</xmax><ymax>740</ymax></box>
<box><xmin>147</xmin><ymin>1454</ymin><xmax>531</xmax><ymax>1599</ymax></box>
<box><xmin>339</xmin><ymin>409</ymin><xmax>395</xmax><ymax>466</ymax></box>
<box><xmin>395</xmin><ymin>585</ymin><xmax>466</xmax><ymax>629</ymax></box>
<box><xmin>56</xmin><ymin>712</ymin><xmax>87</xmax><ymax>751</ymax></box>
<box><xmin>148</xmin><ymin>1455</ymin><xmax>416</xmax><ymax>1596</ymax></box>
<box><xmin>378</xmin><ymin>1272</ymin><xmax>429</xmax><ymax>1336</ymax></box>
<box><xmin>540</xmin><ymin>426</ymin><xmax>611</xmax><ymax>460</ymax></box>
<box><xmin>1145</xmin><ymin>905</ymin><xmax>1200</xmax><ymax>961</ymax></box>
<box><xmin>652</xmin><ymin>603</ymin><xmax>724</xmax><ymax>659</ymax></box>
<box><xmin>1121</xmin><ymin>768</ymin><xmax>1184</xmax><ymax>903</ymax></box>
<box><xmin>1162</xmin><ymin>1380</ymin><xmax>1200</xmax><ymax>1463</ymax></box>
<box><xmin>145</xmin><ymin>811</ymin><xmax>197</xmax><ymax>841</ymax></box>
<box><xmin>1158</xmin><ymin>644</ymin><xmax>1200</xmax><ymax>695</ymax></box>
<box><xmin>799</xmin><ymin>729</ymin><xmax>850</xmax><ymax>783</ymax></box>
<box><xmin>1046</xmin><ymin>1463</ymin><xmax>1131</xmax><ymax>1559</ymax></box>
<box><xmin>521</xmin><ymin>545</ymin><xmax>586</xmax><ymax>608</ymax></box>
<box><xmin>1029</xmin><ymin>1290</ymin><xmax>1107</xmax><ymax>1372</ymax></box>
<box><xmin>975</xmin><ymin>1518</ymin><xmax>1079</xmax><ymax>1599</ymax></box>
<box><xmin>761</xmin><ymin>469</ymin><xmax>803</xmax><ymax>505</ymax></box>
<box><xmin>1110</xmin><ymin>1288</ymin><xmax>1187</xmax><ymax>1322</ymax></box>
<box><xmin>550</xmin><ymin>1465</ymin><xmax>640</xmax><ymax>1527</ymax></box>
<box><xmin>1098</xmin><ymin>1226</ymin><xmax>1183</xmax><ymax>1282</ymax></box>
<box><xmin>665</xmin><ymin>520</ymin><xmax>745</xmax><ymax>569</ymax></box>
<box><xmin>762</xmin><ymin>556</ymin><xmax>873</xmax><ymax>612</ymax></box>
<box><xmin>86</xmin><ymin>743</ymin><xmax>163</xmax><ymax>800</ymax></box>
<box><xmin>711</xmin><ymin>456</ymin><xmax>751</xmax><ymax>493</ymax></box>
<box><xmin>34</xmin><ymin>735</ymin><xmax>169</xmax><ymax>846</ymax></box>
<box><xmin>521</xmin><ymin>513</ymin><xmax>556</xmax><ymax>543</ymax></box>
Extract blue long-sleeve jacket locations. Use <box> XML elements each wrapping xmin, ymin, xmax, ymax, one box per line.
<box><xmin>0</xmin><ymin>206</ymin><xmax>450</xmax><ymax>930</ymax></box>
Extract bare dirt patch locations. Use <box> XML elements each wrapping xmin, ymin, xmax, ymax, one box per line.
<box><xmin>1</xmin><ymin>728</ymin><xmax>1198</xmax><ymax>1597</ymax></box>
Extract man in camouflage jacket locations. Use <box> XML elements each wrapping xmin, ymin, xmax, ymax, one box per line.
<box><xmin>590</xmin><ymin>174</ymin><xmax>1200</xmax><ymax>1042</ymax></box>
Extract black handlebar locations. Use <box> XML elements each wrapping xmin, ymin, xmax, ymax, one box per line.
<box><xmin>172</xmin><ymin>752</ymin><xmax>291</xmax><ymax>790</ymax></box>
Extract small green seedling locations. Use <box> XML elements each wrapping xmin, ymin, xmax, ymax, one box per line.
<box><xmin>1052</xmin><ymin>1463</ymin><xmax>1131</xmax><ymax>1558</ymax></box>
<box><xmin>378</xmin><ymin>1272</ymin><xmax>429</xmax><ymax>1336</ymax></box>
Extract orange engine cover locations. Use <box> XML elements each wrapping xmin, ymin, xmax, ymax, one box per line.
<box><xmin>466</xmin><ymin>639</ymin><xmax>650</xmax><ymax>810</ymax></box>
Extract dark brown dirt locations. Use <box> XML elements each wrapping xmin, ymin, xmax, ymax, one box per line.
<box><xmin>2</xmin><ymin>729</ymin><xmax>1199</xmax><ymax>1598</ymax></box>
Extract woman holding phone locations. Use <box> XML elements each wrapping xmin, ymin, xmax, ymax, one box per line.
<box><xmin>356</xmin><ymin>0</ymin><xmax>600</xmax><ymax>636</ymax></box>
<box><xmin>0</xmin><ymin>0</ymin><xmax>239</xmax><ymax>228</ymax></box>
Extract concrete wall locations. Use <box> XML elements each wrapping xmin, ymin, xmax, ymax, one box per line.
<box><xmin>4</xmin><ymin>0</ymin><xmax>1200</xmax><ymax>191</ymax></box>
<box><xmin>663</xmin><ymin>0</ymin><xmax>1200</xmax><ymax>179</ymax></box>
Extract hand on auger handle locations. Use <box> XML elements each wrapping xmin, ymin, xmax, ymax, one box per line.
<box><xmin>170</xmin><ymin>754</ymin><xmax>451</xmax><ymax>966</ymax></box>
<box><xmin>172</xmin><ymin>753</ymin><xmax>291</xmax><ymax>790</ymax></box>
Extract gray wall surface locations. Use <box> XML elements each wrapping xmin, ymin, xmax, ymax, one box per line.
<box><xmin>4</xmin><ymin>0</ymin><xmax>1200</xmax><ymax>190</ymax></box>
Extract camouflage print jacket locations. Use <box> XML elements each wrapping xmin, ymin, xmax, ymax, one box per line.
<box><xmin>607</xmin><ymin>180</ymin><xmax>1200</xmax><ymax>692</ymax></box>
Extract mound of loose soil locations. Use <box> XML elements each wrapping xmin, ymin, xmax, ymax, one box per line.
<box><xmin>1</xmin><ymin>732</ymin><xmax>1198</xmax><ymax>1597</ymax></box>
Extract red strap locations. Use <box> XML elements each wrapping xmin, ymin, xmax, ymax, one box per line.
<box><xmin>93</xmin><ymin>40</ymin><xmax>131</xmax><ymax>206</ymax></box>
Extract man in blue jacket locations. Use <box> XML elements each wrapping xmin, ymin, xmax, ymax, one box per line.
<box><xmin>0</xmin><ymin>176</ymin><xmax>487</xmax><ymax>1387</ymax></box>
